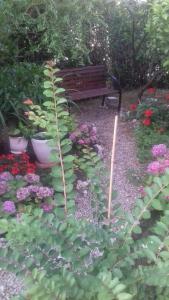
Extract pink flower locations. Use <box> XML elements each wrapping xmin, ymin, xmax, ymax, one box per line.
<box><xmin>69</xmin><ymin>133</ymin><xmax>77</xmax><ymax>142</ymax></box>
<box><xmin>41</xmin><ymin>203</ymin><xmax>53</xmax><ymax>213</ymax></box>
<box><xmin>78</xmin><ymin>139</ymin><xmax>85</xmax><ymax>145</ymax></box>
<box><xmin>151</xmin><ymin>144</ymin><xmax>167</xmax><ymax>157</ymax></box>
<box><xmin>17</xmin><ymin>187</ymin><xmax>30</xmax><ymax>201</ymax></box>
<box><xmin>2</xmin><ymin>201</ymin><xmax>16</xmax><ymax>214</ymax></box>
<box><xmin>36</xmin><ymin>187</ymin><xmax>54</xmax><ymax>199</ymax></box>
<box><xmin>24</xmin><ymin>174</ymin><xmax>40</xmax><ymax>183</ymax></box>
<box><xmin>80</xmin><ymin>124</ymin><xmax>89</xmax><ymax>133</ymax></box>
<box><xmin>83</xmin><ymin>138</ymin><xmax>91</xmax><ymax>145</ymax></box>
<box><xmin>147</xmin><ymin>161</ymin><xmax>163</xmax><ymax>175</ymax></box>
<box><xmin>90</xmin><ymin>136</ymin><xmax>97</xmax><ymax>143</ymax></box>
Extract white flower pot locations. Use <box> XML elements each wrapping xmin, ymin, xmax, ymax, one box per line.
<box><xmin>31</xmin><ymin>134</ymin><xmax>57</xmax><ymax>164</ymax></box>
<box><xmin>9</xmin><ymin>136</ymin><xmax>28</xmax><ymax>154</ymax></box>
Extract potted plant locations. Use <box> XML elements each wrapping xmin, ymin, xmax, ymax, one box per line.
<box><xmin>8</xmin><ymin>122</ymin><xmax>33</xmax><ymax>154</ymax></box>
<box><xmin>31</xmin><ymin>132</ymin><xmax>57</xmax><ymax>165</ymax></box>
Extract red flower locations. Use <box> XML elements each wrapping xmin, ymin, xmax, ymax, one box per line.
<box><xmin>11</xmin><ymin>167</ymin><xmax>20</xmax><ymax>175</ymax></box>
<box><xmin>21</xmin><ymin>153</ymin><xmax>29</xmax><ymax>161</ymax></box>
<box><xmin>165</xmin><ymin>94</ymin><xmax>169</xmax><ymax>101</ymax></box>
<box><xmin>6</xmin><ymin>154</ymin><xmax>15</xmax><ymax>160</ymax></box>
<box><xmin>130</xmin><ymin>103</ymin><xmax>137</xmax><ymax>111</ymax></box>
<box><xmin>144</xmin><ymin>109</ymin><xmax>153</xmax><ymax>117</ymax></box>
<box><xmin>0</xmin><ymin>166</ymin><xmax>4</xmax><ymax>172</ymax></box>
<box><xmin>143</xmin><ymin>118</ymin><xmax>151</xmax><ymax>126</ymax></box>
<box><xmin>147</xmin><ymin>87</ymin><xmax>156</xmax><ymax>94</ymax></box>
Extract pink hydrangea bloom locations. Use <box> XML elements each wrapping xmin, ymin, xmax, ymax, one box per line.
<box><xmin>24</xmin><ymin>174</ymin><xmax>40</xmax><ymax>183</ymax></box>
<box><xmin>17</xmin><ymin>187</ymin><xmax>30</xmax><ymax>201</ymax></box>
<box><xmin>0</xmin><ymin>172</ymin><xmax>13</xmax><ymax>181</ymax></box>
<box><xmin>78</xmin><ymin>139</ymin><xmax>85</xmax><ymax>145</ymax></box>
<box><xmin>41</xmin><ymin>203</ymin><xmax>53</xmax><ymax>213</ymax></box>
<box><xmin>2</xmin><ymin>201</ymin><xmax>16</xmax><ymax>214</ymax></box>
<box><xmin>36</xmin><ymin>187</ymin><xmax>54</xmax><ymax>199</ymax></box>
<box><xmin>151</xmin><ymin>144</ymin><xmax>167</xmax><ymax>157</ymax></box>
<box><xmin>28</xmin><ymin>185</ymin><xmax>40</xmax><ymax>193</ymax></box>
<box><xmin>80</xmin><ymin>124</ymin><xmax>89</xmax><ymax>133</ymax></box>
<box><xmin>147</xmin><ymin>161</ymin><xmax>163</xmax><ymax>175</ymax></box>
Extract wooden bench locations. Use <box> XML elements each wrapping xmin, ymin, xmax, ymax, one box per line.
<box><xmin>58</xmin><ymin>65</ymin><xmax>122</xmax><ymax>112</ymax></box>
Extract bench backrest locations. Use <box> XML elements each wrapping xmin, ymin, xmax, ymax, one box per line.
<box><xmin>58</xmin><ymin>65</ymin><xmax>107</xmax><ymax>92</ymax></box>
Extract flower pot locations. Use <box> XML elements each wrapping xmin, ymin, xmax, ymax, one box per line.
<box><xmin>31</xmin><ymin>133</ymin><xmax>57</xmax><ymax>164</ymax></box>
<box><xmin>9</xmin><ymin>136</ymin><xmax>28</xmax><ymax>154</ymax></box>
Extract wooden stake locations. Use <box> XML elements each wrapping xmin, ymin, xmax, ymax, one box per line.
<box><xmin>108</xmin><ymin>114</ymin><xmax>118</xmax><ymax>220</ymax></box>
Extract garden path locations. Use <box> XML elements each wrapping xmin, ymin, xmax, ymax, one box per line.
<box><xmin>74</xmin><ymin>91</ymin><xmax>143</xmax><ymax>217</ymax></box>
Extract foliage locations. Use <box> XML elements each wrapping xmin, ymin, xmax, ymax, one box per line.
<box><xmin>103</xmin><ymin>0</ymin><xmax>162</xmax><ymax>88</ymax></box>
<box><xmin>3</xmin><ymin>168</ymin><xmax>169</xmax><ymax>299</ymax></box>
<box><xmin>147</xmin><ymin>0</ymin><xmax>169</xmax><ymax>70</ymax></box>
<box><xmin>0</xmin><ymin>0</ymin><xmax>105</xmax><ymax>66</ymax></box>
<box><xmin>0</xmin><ymin>62</ymin><xmax>44</xmax><ymax>109</ymax></box>
<box><xmin>136</xmin><ymin>101</ymin><xmax>169</xmax><ymax>131</ymax></box>
<box><xmin>26</xmin><ymin>63</ymin><xmax>76</xmax><ymax>214</ymax></box>
<box><xmin>135</xmin><ymin>126</ymin><xmax>169</xmax><ymax>163</ymax></box>
<box><xmin>0</xmin><ymin>0</ymin><xmax>165</xmax><ymax>88</ymax></box>
<box><xmin>128</xmin><ymin>98</ymin><xmax>169</xmax><ymax>163</ymax></box>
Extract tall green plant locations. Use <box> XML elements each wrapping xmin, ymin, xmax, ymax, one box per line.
<box><xmin>28</xmin><ymin>63</ymin><xmax>75</xmax><ymax>214</ymax></box>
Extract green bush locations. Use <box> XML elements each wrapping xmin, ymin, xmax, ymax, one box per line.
<box><xmin>0</xmin><ymin>62</ymin><xmax>44</xmax><ymax>114</ymax></box>
<box><xmin>135</xmin><ymin>126</ymin><xmax>169</xmax><ymax>163</ymax></box>
<box><xmin>2</xmin><ymin>170</ymin><xmax>169</xmax><ymax>299</ymax></box>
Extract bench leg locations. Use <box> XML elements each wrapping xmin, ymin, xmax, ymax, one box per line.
<box><xmin>117</xmin><ymin>91</ymin><xmax>122</xmax><ymax>113</ymax></box>
<box><xmin>101</xmin><ymin>96</ymin><xmax>106</xmax><ymax>107</ymax></box>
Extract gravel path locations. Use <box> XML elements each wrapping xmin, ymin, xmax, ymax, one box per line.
<box><xmin>74</xmin><ymin>95</ymin><xmax>143</xmax><ymax>214</ymax></box>
<box><xmin>0</xmin><ymin>270</ymin><xmax>23</xmax><ymax>300</ymax></box>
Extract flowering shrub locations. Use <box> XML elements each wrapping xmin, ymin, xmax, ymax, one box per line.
<box><xmin>147</xmin><ymin>87</ymin><xmax>156</xmax><ymax>95</ymax></box>
<box><xmin>0</xmin><ymin>172</ymin><xmax>54</xmax><ymax>215</ymax></box>
<box><xmin>147</xmin><ymin>144</ymin><xmax>169</xmax><ymax>176</ymax></box>
<box><xmin>0</xmin><ymin>153</ymin><xmax>36</xmax><ymax>175</ymax></box>
<box><xmin>69</xmin><ymin>123</ymin><xmax>98</xmax><ymax>147</ymax></box>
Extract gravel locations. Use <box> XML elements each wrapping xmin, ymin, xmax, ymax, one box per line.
<box><xmin>0</xmin><ymin>270</ymin><xmax>23</xmax><ymax>300</ymax></box>
<box><xmin>73</xmin><ymin>95</ymin><xmax>143</xmax><ymax>215</ymax></box>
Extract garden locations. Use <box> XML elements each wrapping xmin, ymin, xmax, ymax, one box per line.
<box><xmin>1</xmin><ymin>0</ymin><xmax>169</xmax><ymax>299</ymax></box>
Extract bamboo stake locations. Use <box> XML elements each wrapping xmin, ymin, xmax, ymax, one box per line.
<box><xmin>107</xmin><ymin>114</ymin><xmax>118</xmax><ymax>220</ymax></box>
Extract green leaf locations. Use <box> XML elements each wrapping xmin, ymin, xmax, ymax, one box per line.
<box><xmin>151</xmin><ymin>199</ymin><xmax>163</xmax><ymax>211</ymax></box>
<box><xmin>55</xmin><ymin>88</ymin><xmax>65</xmax><ymax>94</ymax></box>
<box><xmin>113</xmin><ymin>284</ymin><xmax>126</xmax><ymax>294</ymax></box>
<box><xmin>132</xmin><ymin>225</ymin><xmax>142</xmax><ymax>234</ymax></box>
<box><xmin>142</xmin><ymin>210</ymin><xmax>151</xmax><ymax>219</ymax></box>
<box><xmin>44</xmin><ymin>81</ymin><xmax>52</xmax><ymax>88</ymax></box>
<box><xmin>43</xmin><ymin>90</ymin><xmax>53</xmax><ymax>97</ymax></box>
<box><xmin>117</xmin><ymin>293</ymin><xmax>133</xmax><ymax>300</ymax></box>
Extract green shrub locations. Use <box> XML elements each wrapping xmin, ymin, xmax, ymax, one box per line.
<box><xmin>135</xmin><ymin>126</ymin><xmax>169</xmax><ymax>163</ymax></box>
<box><xmin>2</xmin><ymin>170</ymin><xmax>169</xmax><ymax>299</ymax></box>
<box><xmin>0</xmin><ymin>63</ymin><xmax>44</xmax><ymax>120</ymax></box>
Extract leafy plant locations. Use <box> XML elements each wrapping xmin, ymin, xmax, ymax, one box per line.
<box><xmin>135</xmin><ymin>126</ymin><xmax>169</xmax><ymax>163</ymax></box>
<box><xmin>27</xmin><ymin>63</ymin><xmax>75</xmax><ymax>214</ymax></box>
<box><xmin>2</xmin><ymin>169</ymin><xmax>169</xmax><ymax>299</ymax></box>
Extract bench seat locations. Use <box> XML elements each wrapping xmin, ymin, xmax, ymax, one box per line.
<box><xmin>58</xmin><ymin>65</ymin><xmax>121</xmax><ymax>110</ymax></box>
<box><xmin>68</xmin><ymin>87</ymin><xmax>115</xmax><ymax>101</ymax></box>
